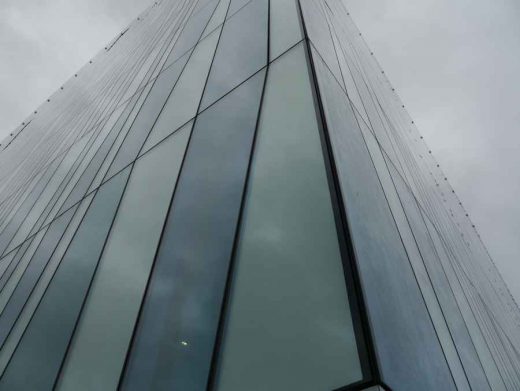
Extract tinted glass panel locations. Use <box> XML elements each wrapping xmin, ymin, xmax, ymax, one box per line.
<box><xmin>227</xmin><ymin>0</ymin><xmax>249</xmax><ymax>15</ymax></box>
<box><xmin>215</xmin><ymin>44</ymin><xmax>362</xmax><ymax>391</ymax></box>
<box><xmin>0</xmin><ymin>229</ymin><xmax>47</xmax><ymax>314</ymax></box>
<box><xmin>0</xmin><ymin>194</ymin><xmax>95</xmax><ymax>376</ymax></box>
<box><xmin>6</xmin><ymin>137</ymin><xmax>87</xmax><ymax>252</ymax></box>
<box><xmin>299</xmin><ymin>0</ymin><xmax>343</xmax><ymax>84</ymax></box>
<box><xmin>56</xmin><ymin>123</ymin><xmax>192</xmax><ymax>391</ymax></box>
<box><xmin>87</xmin><ymin>82</ymin><xmax>157</xmax><ymax>193</ymax></box>
<box><xmin>0</xmin><ymin>207</ymin><xmax>76</xmax><ymax>349</ymax></box>
<box><xmin>142</xmin><ymin>27</ymin><xmax>222</xmax><ymax>152</ymax></box>
<box><xmin>55</xmin><ymin>104</ymin><xmax>144</xmax><ymax>216</ymax></box>
<box><xmin>0</xmin><ymin>252</ymin><xmax>16</xmax><ymax>282</ymax></box>
<box><xmin>28</xmin><ymin>134</ymin><xmax>92</xmax><ymax>237</ymax></box>
<box><xmin>356</xmin><ymin>114</ymin><xmax>470</xmax><ymax>391</ymax></box>
<box><xmin>312</xmin><ymin>48</ymin><xmax>455</xmax><ymax>390</ymax></box>
<box><xmin>0</xmin><ymin>241</ymin><xmax>31</xmax><ymax>293</ymax></box>
<box><xmin>105</xmin><ymin>51</ymin><xmax>192</xmax><ymax>179</ymax></box>
<box><xmin>269</xmin><ymin>0</ymin><xmax>302</xmax><ymax>60</ymax></box>
<box><xmin>41</xmin><ymin>108</ymin><xmax>129</xmax><ymax>228</ymax></box>
<box><xmin>387</xmin><ymin>159</ymin><xmax>492</xmax><ymax>390</ymax></box>
<box><xmin>200</xmin><ymin>0</ymin><xmax>267</xmax><ymax>110</ymax></box>
<box><xmin>37</xmin><ymin>106</ymin><xmax>128</xmax><ymax>229</ymax></box>
<box><xmin>0</xmin><ymin>168</ymin><xmax>130</xmax><ymax>391</ymax></box>
<box><xmin>202</xmin><ymin>0</ymin><xmax>231</xmax><ymax>38</ymax></box>
<box><xmin>0</xmin><ymin>157</ymin><xmax>61</xmax><ymax>255</ymax></box>
<box><xmin>424</xmin><ymin>212</ymin><xmax>508</xmax><ymax>391</ymax></box>
<box><xmin>163</xmin><ymin>0</ymin><xmax>219</xmax><ymax>68</ymax></box>
<box><xmin>121</xmin><ymin>69</ymin><xmax>265</xmax><ymax>391</ymax></box>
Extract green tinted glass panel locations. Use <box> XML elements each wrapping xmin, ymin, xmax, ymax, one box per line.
<box><xmin>0</xmin><ymin>193</ymin><xmax>95</xmax><ymax>376</ymax></box>
<box><xmin>56</xmin><ymin>123</ymin><xmax>192</xmax><ymax>391</ymax></box>
<box><xmin>269</xmin><ymin>0</ymin><xmax>302</xmax><ymax>59</ymax></box>
<box><xmin>215</xmin><ymin>44</ymin><xmax>362</xmax><ymax>391</ymax></box>
<box><xmin>143</xmin><ymin>27</ymin><xmax>221</xmax><ymax>152</ymax></box>
<box><xmin>0</xmin><ymin>168</ymin><xmax>130</xmax><ymax>391</ymax></box>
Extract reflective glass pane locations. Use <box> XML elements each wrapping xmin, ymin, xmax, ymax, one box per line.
<box><xmin>29</xmin><ymin>134</ymin><xmax>93</xmax><ymax>237</ymax></box>
<box><xmin>6</xmin><ymin>137</ymin><xmax>88</xmax><ymax>253</ymax></box>
<box><xmin>143</xmin><ymin>27</ymin><xmax>222</xmax><ymax>152</ymax></box>
<box><xmin>121</xmin><ymin>69</ymin><xmax>265</xmax><ymax>391</ymax></box>
<box><xmin>0</xmin><ymin>252</ymin><xmax>16</xmax><ymax>281</ymax></box>
<box><xmin>163</xmin><ymin>0</ymin><xmax>219</xmax><ymax>68</ymax></box>
<box><xmin>0</xmin><ymin>229</ymin><xmax>47</xmax><ymax>314</ymax></box>
<box><xmin>55</xmin><ymin>105</ymin><xmax>142</xmax><ymax>216</ymax></box>
<box><xmin>0</xmin><ymin>193</ymin><xmax>95</xmax><ymax>376</ymax></box>
<box><xmin>200</xmin><ymin>0</ymin><xmax>267</xmax><ymax>110</ymax></box>
<box><xmin>0</xmin><ymin>168</ymin><xmax>130</xmax><ymax>391</ymax></box>
<box><xmin>0</xmin><ymin>174</ymin><xmax>43</xmax><ymax>236</ymax></box>
<box><xmin>357</xmin><ymin>114</ymin><xmax>470</xmax><ymax>391</ymax></box>
<box><xmin>215</xmin><ymin>44</ymin><xmax>362</xmax><ymax>391</ymax></box>
<box><xmin>0</xmin><ymin>157</ymin><xmax>61</xmax><ymax>255</ymax></box>
<box><xmin>227</xmin><ymin>0</ymin><xmax>249</xmax><ymax>15</ymax></box>
<box><xmin>105</xmin><ymin>51</ymin><xmax>192</xmax><ymax>179</ymax></box>
<box><xmin>42</xmin><ymin>104</ymin><xmax>130</xmax><ymax>228</ymax></box>
<box><xmin>0</xmin><ymin>207</ymin><xmax>76</xmax><ymax>349</ymax></box>
<box><xmin>424</xmin><ymin>213</ymin><xmax>508</xmax><ymax>391</ymax></box>
<box><xmin>202</xmin><ymin>0</ymin><xmax>231</xmax><ymax>38</ymax></box>
<box><xmin>393</xmin><ymin>161</ymin><xmax>492</xmax><ymax>390</ymax></box>
<box><xmin>87</xmin><ymin>82</ymin><xmax>156</xmax><ymax>193</ymax></box>
<box><xmin>269</xmin><ymin>0</ymin><xmax>302</xmax><ymax>60</ymax></box>
<box><xmin>312</xmin><ymin>48</ymin><xmax>455</xmax><ymax>390</ymax></box>
<box><xmin>299</xmin><ymin>0</ymin><xmax>342</xmax><ymax>84</ymax></box>
<box><xmin>0</xmin><ymin>241</ymin><xmax>31</xmax><ymax>293</ymax></box>
<box><xmin>56</xmin><ymin>123</ymin><xmax>192</xmax><ymax>391</ymax></box>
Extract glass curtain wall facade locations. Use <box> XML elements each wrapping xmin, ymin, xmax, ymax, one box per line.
<box><xmin>0</xmin><ymin>0</ymin><xmax>518</xmax><ymax>390</ymax></box>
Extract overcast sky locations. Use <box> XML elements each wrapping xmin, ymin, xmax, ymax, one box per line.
<box><xmin>344</xmin><ymin>0</ymin><xmax>520</xmax><ymax>303</ymax></box>
<box><xmin>0</xmin><ymin>0</ymin><xmax>519</xmax><ymax>301</ymax></box>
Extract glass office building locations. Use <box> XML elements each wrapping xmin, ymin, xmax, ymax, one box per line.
<box><xmin>0</xmin><ymin>0</ymin><xmax>518</xmax><ymax>389</ymax></box>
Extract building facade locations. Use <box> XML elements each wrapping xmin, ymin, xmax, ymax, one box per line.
<box><xmin>0</xmin><ymin>0</ymin><xmax>518</xmax><ymax>389</ymax></box>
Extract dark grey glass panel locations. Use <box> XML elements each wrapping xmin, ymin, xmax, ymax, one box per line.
<box><xmin>0</xmin><ymin>168</ymin><xmax>130</xmax><ymax>391</ymax></box>
<box><xmin>387</xmin><ymin>159</ymin><xmax>491</xmax><ymax>391</ymax></box>
<box><xmin>0</xmin><ymin>157</ymin><xmax>62</xmax><ymax>255</ymax></box>
<box><xmin>200</xmin><ymin>0</ymin><xmax>267</xmax><ymax>110</ymax></box>
<box><xmin>214</xmin><ymin>44</ymin><xmax>362</xmax><ymax>391</ymax></box>
<box><xmin>312</xmin><ymin>49</ymin><xmax>456</xmax><ymax>390</ymax></box>
<box><xmin>0</xmin><ymin>207</ymin><xmax>76</xmax><ymax>349</ymax></box>
<box><xmin>163</xmin><ymin>0</ymin><xmax>219</xmax><ymax>69</ymax></box>
<box><xmin>121</xmin><ymin>69</ymin><xmax>265</xmax><ymax>391</ymax></box>
<box><xmin>105</xmin><ymin>52</ymin><xmax>191</xmax><ymax>180</ymax></box>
